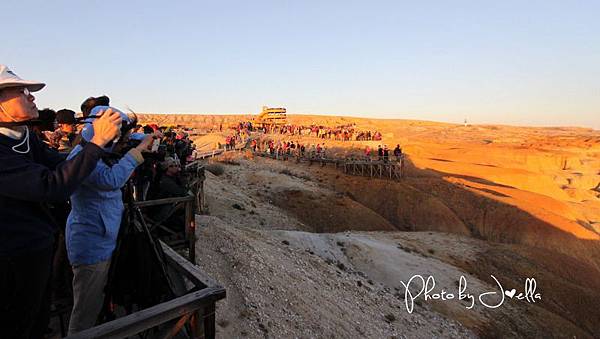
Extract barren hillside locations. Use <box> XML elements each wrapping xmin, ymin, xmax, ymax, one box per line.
<box><xmin>139</xmin><ymin>113</ymin><xmax>600</xmax><ymax>337</ymax></box>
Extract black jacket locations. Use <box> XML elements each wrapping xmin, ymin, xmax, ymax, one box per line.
<box><xmin>158</xmin><ymin>175</ymin><xmax>188</xmax><ymax>198</ymax></box>
<box><xmin>0</xmin><ymin>130</ymin><xmax>104</xmax><ymax>256</ymax></box>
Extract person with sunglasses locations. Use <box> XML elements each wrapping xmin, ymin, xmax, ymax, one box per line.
<box><xmin>0</xmin><ymin>65</ymin><xmax>122</xmax><ymax>339</ymax></box>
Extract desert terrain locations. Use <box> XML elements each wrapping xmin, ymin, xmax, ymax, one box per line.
<box><xmin>139</xmin><ymin>113</ymin><xmax>600</xmax><ymax>338</ymax></box>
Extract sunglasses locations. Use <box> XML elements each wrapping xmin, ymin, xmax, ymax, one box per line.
<box><xmin>0</xmin><ymin>87</ymin><xmax>31</xmax><ymax>98</ymax></box>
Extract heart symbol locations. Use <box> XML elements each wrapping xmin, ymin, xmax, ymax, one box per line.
<box><xmin>505</xmin><ymin>289</ymin><xmax>516</xmax><ymax>298</ymax></box>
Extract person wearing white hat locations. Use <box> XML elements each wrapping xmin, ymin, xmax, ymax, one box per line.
<box><xmin>0</xmin><ymin>65</ymin><xmax>122</xmax><ymax>338</ymax></box>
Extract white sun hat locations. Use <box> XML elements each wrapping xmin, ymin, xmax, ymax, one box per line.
<box><xmin>0</xmin><ymin>65</ymin><xmax>45</xmax><ymax>92</ymax></box>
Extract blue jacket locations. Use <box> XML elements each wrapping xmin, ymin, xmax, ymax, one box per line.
<box><xmin>66</xmin><ymin>105</ymin><xmax>145</xmax><ymax>265</ymax></box>
<box><xmin>66</xmin><ymin>145</ymin><xmax>143</xmax><ymax>265</ymax></box>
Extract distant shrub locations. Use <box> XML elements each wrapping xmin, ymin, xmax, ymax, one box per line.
<box><xmin>218</xmin><ymin>158</ymin><xmax>240</xmax><ymax>166</ymax></box>
<box><xmin>279</xmin><ymin>168</ymin><xmax>311</xmax><ymax>181</ymax></box>
<box><xmin>232</xmin><ymin>203</ymin><xmax>245</xmax><ymax>210</ymax></box>
<box><xmin>205</xmin><ymin>163</ymin><xmax>225</xmax><ymax>176</ymax></box>
<box><xmin>279</xmin><ymin>169</ymin><xmax>293</xmax><ymax>176</ymax></box>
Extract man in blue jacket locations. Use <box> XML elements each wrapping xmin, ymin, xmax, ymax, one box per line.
<box><xmin>0</xmin><ymin>65</ymin><xmax>122</xmax><ymax>338</ymax></box>
<box><xmin>66</xmin><ymin>106</ymin><xmax>154</xmax><ymax>334</ymax></box>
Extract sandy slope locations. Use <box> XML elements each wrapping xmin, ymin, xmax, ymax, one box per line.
<box><xmin>137</xmin><ymin>113</ymin><xmax>600</xmax><ymax>336</ymax></box>
<box><xmin>195</xmin><ymin>216</ymin><xmax>475</xmax><ymax>338</ymax></box>
<box><xmin>193</xmin><ymin>156</ymin><xmax>599</xmax><ymax>337</ymax></box>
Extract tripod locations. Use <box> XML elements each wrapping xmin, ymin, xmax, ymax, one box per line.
<box><xmin>99</xmin><ymin>179</ymin><xmax>175</xmax><ymax>323</ymax></box>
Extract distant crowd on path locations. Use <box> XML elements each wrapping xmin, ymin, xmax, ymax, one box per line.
<box><xmin>250</xmin><ymin>138</ymin><xmax>404</xmax><ymax>163</ymax></box>
<box><xmin>261</xmin><ymin>123</ymin><xmax>382</xmax><ymax>142</ymax></box>
<box><xmin>222</xmin><ymin>129</ymin><xmax>249</xmax><ymax>151</ymax></box>
<box><xmin>364</xmin><ymin>144</ymin><xmax>403</xmax><ymax>162</ymax></box>
<box><xmin>217</xmin><ymin>120</ymin><xmax>385</xmax><ymax>154</ymax></box>
<box><xmin>228</xmin><ymin>120</ymin><xmax>382</xmax><ymax>142</ymax></box>
<box><xmin>252</xmin><ymin>139</ymin><xmax>328</xmax><ymax>160</ymax></box>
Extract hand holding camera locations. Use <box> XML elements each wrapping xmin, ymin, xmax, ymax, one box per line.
<box><xmin>90</xmin><ymin>109</ymin><xmax>122</xmax><ymax>148</ymax></box>
<box><xmin>135</xmin><ymin>134</ymin><xmax>155</xmax><ymax>153</ymax></box>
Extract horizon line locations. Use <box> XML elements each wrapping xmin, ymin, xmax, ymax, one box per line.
<box><xmin>132</xmin><ymin>111</ymin><xmax>600</xmax><ymax>131</ymax></box>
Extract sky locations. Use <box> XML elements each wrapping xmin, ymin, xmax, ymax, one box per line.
<box><xmin>2</xmin><ymin>0</ymin><xmax>599</xmax><ymax>128</ymax></box>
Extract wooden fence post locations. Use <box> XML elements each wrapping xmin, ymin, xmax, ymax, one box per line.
<box><xmin>185</xmin><ymin>200</ymin><xmax>195</xmax><ymax>264</ymax></box>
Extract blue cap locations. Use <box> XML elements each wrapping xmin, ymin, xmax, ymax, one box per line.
<box><xmin>80</xmin><ymin>106</ymin><xmax>135</xmax><ymax>151</ymax></box>
<box><xmin>130</xmin><ymin>132</ymin><xmax>146</xmax><ymax>141</ymax></box>
<box><xmin>81</xmin><ymin>106</ymin><xmax>131</xmax><ymax>142</ymax></box>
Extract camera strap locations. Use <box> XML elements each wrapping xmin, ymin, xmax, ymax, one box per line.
<box><xmin>0</xmin><ymin>119</ymin><xmax>43</xmax><ymax>127</ymax></box>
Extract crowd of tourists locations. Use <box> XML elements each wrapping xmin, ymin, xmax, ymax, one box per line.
<box><xmin>228</xmin><ymin>120</ymin><xmax>382</xmax><ymax>142</ymax></box>
<box><xmin>217</xmin><ymin>118</ymin><xmax>387</xmax><ymax>155</ymax></box>
<box><xmin>0</xmin><ymin>65</ymin><xmax>199</xmax><ymax>338</ymax></box>
<box><xmin>364</xmin><ymin>144</ymin><xmax>403</xmax><ymax>162</ymax></box>
<box><xmin>252</xmin><ymin>139</ymin><xmax>328</xmax><ymax>159</ymax></box>
<box><xmin>249</xmin><ymin>138</ymin><xmax>403</xmax><ymax>163</ymax></box>
<box><xmin>33</xmin><ymin>107</ymin><xmax>196</xmax><ymax>166</ymax></box>
<box><xmin>261</xmin><ymin>123</ymin><xmax>382</xmax><ymax>141</ymax></box>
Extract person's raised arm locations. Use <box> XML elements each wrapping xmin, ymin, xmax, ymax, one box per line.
<box><xmin>0</xmin><ymin>109</ymin><xmax>122</xmax><ymax>202</ymax></box>
<box><xmin>82</xmin><ymin>134</ymin><xmax>153</xmax><ymax>191</ymax></box>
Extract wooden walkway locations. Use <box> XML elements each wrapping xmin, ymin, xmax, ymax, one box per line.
<box><xmin>342</xmin><ymin>159</ymin><xmax>403</xmax><ymax>180</ymax></box>
<box><xmin>192</xmin><ymin>142</ymin><xmax>248</xmax><ymax>160</ymax></box>
<box><xmin>254</xmin><ymin>152</ymin><xmax>404</xmax><ymax>181</ymax></box>
<box><xmin>193</xmin><ymin>149</ymin><xmax>224</xmax><ymax>159</ymax></box>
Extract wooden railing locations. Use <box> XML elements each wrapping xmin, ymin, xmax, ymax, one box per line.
<box><xmin>66</xmin><ymin>242</ymin><xmax>226</xmax><ymax>339</ymax></box>
<box><xmin>60</xmin><ymin>164</ymin><xmax>226</xmax><ymax>338</ymax></box>
<box><xmin>133</xmin><ymin>195</ymin><xmax>198</xmax><ymax>263</ymax></box>
<box><xmin>191</xmin><ymin>142</ymin><xmax>247</xmax><ymax>161</ymax></box>
<box><xmin>254</xmin><ymin>151</ymin><xmax>405</xmax><ymax>180</ymax></box>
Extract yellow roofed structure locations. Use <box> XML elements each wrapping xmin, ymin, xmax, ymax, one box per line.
<box><xmin>255</xmin><ymin>106</ymin><xmax>287</xmax><ymax>126</ymax></box>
